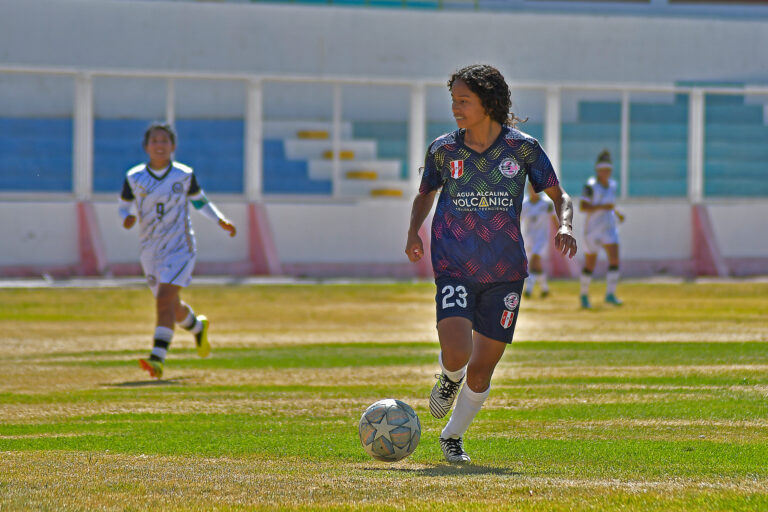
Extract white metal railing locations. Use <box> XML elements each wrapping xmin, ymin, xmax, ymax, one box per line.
<box><xmin>1</xmin><ymin>64</ymin><xmax>768</xmax><ymax>203</ymax></box>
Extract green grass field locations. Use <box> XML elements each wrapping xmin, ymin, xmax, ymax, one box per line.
<box><xmin>1</xmin><ymin>280</ymin><xmax>767</xmax><ymax>511</ymax></box>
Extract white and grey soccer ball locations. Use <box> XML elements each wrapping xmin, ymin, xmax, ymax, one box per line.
<box><xmin>358</xmin><ymin>398</ymin><xmax>421</xmax><ymax>462</ymax></box>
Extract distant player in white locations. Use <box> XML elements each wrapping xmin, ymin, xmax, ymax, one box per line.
<box><xmin>522</xmin><ymin>182</ymin><xmax>556</xmax><ymax>298</ymax></box>
<box><xmin>119</xmin><ymin>123</ymin><xmax>236</xmax><ymax>378</ymax></box>
<box><xmin>579</xmin><ymin>149</ymin><xmax>625</xmax><ymax>308</ymax></box>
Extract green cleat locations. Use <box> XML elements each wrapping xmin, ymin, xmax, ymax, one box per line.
<box><xmin>541</xmin><ymin>289</ymin><xmax>550</xmax><ymax>299</ymax></box>
<box><xmin>580</xmin><ymin>294</ymin><xmax>591</xmax><ymax>309</ymax></box>
<box><xmin>195</xmin><ymin>315</ymin><xmax>211</xmax><ymax>358</ymax></box>
<box><xmin>139</xmin><ymin>358</ymin><xmax>163</xmax><ymax>379</ymax></box>
<box><xmin>605</xmin><ymin>293</ymin><xmax>623</xmax><ymax>306</ymax></box>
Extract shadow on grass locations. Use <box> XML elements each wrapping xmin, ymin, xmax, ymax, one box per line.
<box><xmin>106</xmin><ymin>377</ymin><xmax>191</xmax><ymax>388</ymax></box>
<box><xmin>361</xmin><ymin>464</ymin><xmax>522</xmax><ymax>477</ymax></box>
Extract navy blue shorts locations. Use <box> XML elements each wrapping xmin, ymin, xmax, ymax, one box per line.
<box><xmin>434</xmin><ymin>277</ymin><xmax>524</xmax><ymax>344</ymax></box>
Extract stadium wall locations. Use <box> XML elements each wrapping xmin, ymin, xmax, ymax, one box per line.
<box><xmin>2</xmin><ymin>0</ymin><xmax>768</xmax><ymax>119</ymax></box>
<box><xmin>2</xmin><ymin>200</ymin><xmax>767</xmax><ymax>279</ymax></box>
<box><xmin>2</xmin><ymin>1</ymin><xmax>767</xmax><ymax>279</ymax></box>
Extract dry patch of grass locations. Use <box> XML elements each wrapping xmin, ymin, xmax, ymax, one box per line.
<box><xmin>2</xmin><ymin>451</ymin><xmax>766</xmax><ymax>511</ymax></box>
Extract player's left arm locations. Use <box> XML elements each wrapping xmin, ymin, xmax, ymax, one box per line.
<box><xmin>188</xmin><ymin>175</ymin><xmax>236</xmax><ymax>237</ymax></box>
<box><xmin>543</xmin><ymin>185</ymin><xmax>577</xmax><ymax>259</ymax></box>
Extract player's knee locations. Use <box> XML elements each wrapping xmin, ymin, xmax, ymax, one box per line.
<box><xmin>442</xmin><ymin>349</ymin><xmax>471</xmax><ymax>371</ymax></box>
<box><xmin>465</xmin><ymin>372</ymin><xmax>492</xmax><ymax>393</ymax></box>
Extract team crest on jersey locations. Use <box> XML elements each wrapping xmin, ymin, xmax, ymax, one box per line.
<box><xmin>503</xmin><ymin>292</ymin><xmax>520</xmax><ymax>310</ymax></box>
<box><xmin>499</xmin><ymin>158</ymin><xmax>520</xmax><ymax>178</ymax></box>
<box><xmin>500</xmin><ymin>310</ymin><xmax>515</xmax><ymax>329</ymax></box>
<box><xmin>450</xmin><ymin>160</ymin><xmax>464</xmax><ymax>179</ymax></box>
<box><xmin>172</xmin><ymin>182</ymin><xmax>184</xmax><ymax>193</ymax></box>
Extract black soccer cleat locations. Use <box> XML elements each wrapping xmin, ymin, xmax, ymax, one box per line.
<box><xmin>439</xmin><ymin>436</ymin><xmax>471</xmax><ymax>464</ymax></box>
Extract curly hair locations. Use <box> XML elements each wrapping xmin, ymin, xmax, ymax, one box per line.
<box><xmin>143</xmin><ymin>122</ymin><xmax>176</xmax><ymax>147</ymax></box>
<box><xmin>448</xmin><ymin>64</ymin><xmax>525</xmax><ymax>127</ymax></box>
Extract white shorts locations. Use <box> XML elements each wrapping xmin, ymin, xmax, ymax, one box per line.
<box><xmin>524</xmin><ymin>228</ymin><xmax>549</xmax><ymax>257</ymax></box>
<box><xmin>140</xmin><ymin>250</ymin><xmax>196</xmax><ymax>297</ymax></box>
<box><xmin>583</xmin><ymin>226</ymin><xmax>620</xmax><ymax>255</ymax></box>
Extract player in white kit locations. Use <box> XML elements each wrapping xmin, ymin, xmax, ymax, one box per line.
<box><xmin>579</xmin><ymin>149</ymin><xmax>625</xmax><ymax>309</ymax></box>
<box><xmin>119</xmin><ymin>123</ymin><xmax>237</xmax><ymax>378</ymax></box>
<box><xmin>521</xmin><ymin>182</ymin><xmax>556</xmax><ymax>298</ymax></box>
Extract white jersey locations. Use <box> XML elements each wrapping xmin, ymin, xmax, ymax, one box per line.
<box><xmin>121</xmin><ymin>161</ymin><xmax>200</xmax><ymax>259</ymax></box>
<box><xmin>581</xmin><ymin>177</ymin><xmax>618</xmax><ymax>236</ymax></box>
<box><xmin>522</xmin><ymin>195</ymin><xmax>554</xmax><ymax>236</ymax></box>
<box><xmin>522</xmin><ymin>195</ymin><xmax>554</xmax><ymax>256</ymax></box>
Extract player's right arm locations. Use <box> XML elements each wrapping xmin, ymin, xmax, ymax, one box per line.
<box><xmin>406</xmin><ymin>145</ymin><xmax>443</xmax><ymax>263</ymax></box>
<box><xmin>406</xmin><ymin>190</ymin><xmax>437</xmax><ymax>262</ymax></box>
<box><xmin>119</xmin><ymin>178</ymin><xmax>136</xmax><ymax>229</ymax></box>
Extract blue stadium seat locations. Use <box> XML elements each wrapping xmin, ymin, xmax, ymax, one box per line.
<box><xmin>263</xmin><ymin>157</ymin><xmax>332</xmax><ymax>194</ymax></box>
<box><xmin>629</xmin><ymin>179</ymin><xmax>687</xmax><ymax>197</ymax></box>
<box><xmin>705</xmin><ymin>178</ymin><xmax>768</xmax><ymax>197</ymax></box>
<box><xmin>175</xmin><ymin>119</ymin><xmax>244</xmax><ymax>194</ymax></box>
<box><xmin>0</xmin><ymin>118</ymin><xmax>73</xmax><ymax>192</ymax></box>
<box><xmin>2</xmin><ymin>108</ymin><xmax>764</xmax><ymax>198</ymax></box>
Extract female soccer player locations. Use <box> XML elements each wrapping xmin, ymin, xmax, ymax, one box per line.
<box><xmin>119</xmin><ymin>123</ymin><xmax>237</xmax><ymax>379</ymax></box>
<box><xmin>522</xmin><ymin>181</ymin><xmax>556</xmax><ymax>298</ymax></box>
<box><xmin>405</xmin><ymin>64</ymin><xmax>577</xmax><ymax>463</ymax></box>
<box><xmin>579</xmin><ymin>149</ymin><xmax>625</xmax><ymax>309</ymax></box>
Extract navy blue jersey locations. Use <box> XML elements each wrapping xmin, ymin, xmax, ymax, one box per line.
<box><xmin>419</xmin><ymin>126</ymin><xmax>559</xmax><ymax>283</ymax></box>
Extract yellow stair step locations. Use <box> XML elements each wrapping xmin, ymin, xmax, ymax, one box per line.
<box><xmin>323</xmin><ymin>150</ymin><xmax>356</xmax><ymax>160</ymax></box>
<box><xmin>370</xmin><ymin>188</ymin><xmax>403</xmax><ymax>198</ymax></box>
<box><xmin>345</xmin><ymin>170</ymin><xmax>378</xmax><ymax>180</ymax></box>
<box><xmin>296</xmin><ymin>130</ymin><xmax>329</xmax><ymax>139</ymax></box>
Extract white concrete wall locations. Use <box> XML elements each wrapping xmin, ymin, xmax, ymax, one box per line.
<box><xmin>708</xmin><ymin>202</ymin><xmax>768</xmax><ymax>259</ymax></box>
<box><xmin>610</xmin><ymin>202</ymin><xmax>692</xmax><ymax>261</ymax></box>
<box><xmin>2</xmin><ymin>0</ymin><xmax>768</xmax><ymax>120</ymax></box>
<box><xmin>265</xmin><ymin>200</ymin><xmax>412</xmax><ymax>264</ymax></box>
<box><xmin>1</xmin><ymin>199</ymin><xmax>756</xmax><ymax>270</ymax></box>
<box><xmin>0</xmin><ymin>202</ymin><xmax>79</xmax><ymax>266</ymax></box>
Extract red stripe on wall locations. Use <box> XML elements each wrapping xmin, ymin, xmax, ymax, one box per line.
<box><xmin>692</xmin><ymin>204</ymin><xmax>728</xmax><ymax>277</ymax></box>
<box><xmin>77</xmin><ymin>201</ymin><xmax>107</xmax><ymax>276</ymax></box>
<box><xmin>248</xmin><ymin>203</ymin><xmax>282</xmax><ymax>275</ymax></box>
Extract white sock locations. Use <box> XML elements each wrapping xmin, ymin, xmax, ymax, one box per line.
<box><xmin>179</xmin><ymin>310</ymin><xmax>203</xmax><ymax>334</ymax></box>
<box><xmin>439</xmin><ymin>352</ymin><xmax>467</xmax><ymax>383</ymax></box>
<box><xmin>151</xmin><ymin>326</ymin><xmax>174</xmax><ymax>362</ymax></box>
<box><xmin>607</xmin><ymin>269</ymin><xmax>620</xmax><ymax>295</ymax></box>
<box><xmin>539</xmin><ymin>273</ymin><xmax>549</xmax><ymax>292</ymax></box>
<box><xmin>526</xmin><ymin>273</ymin><xmax>537</xmax><ymax>292</ymax></box>
<box><xmin>441</xmin><ymin>384</ymin><xmax>491</xmax><ymax>439</ymax></box>
<box><xmin>580</xmin><ymin>272</ymin><xmax>592</xmax><ymax>296</ymax></box>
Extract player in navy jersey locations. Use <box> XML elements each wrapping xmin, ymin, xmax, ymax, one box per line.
<box><xmin>579</xmin><ymin>149</ymin><xmax>625</xmax><ymax>309</ymax></box>
<box><xmin>405</xmin><ymin>65</ymin><xmax>577</xmax><ymax>463</ymax></box>
<box><xmin>119</xmin><ymin>123</ymin><xmax>236</xmax><ymax>379</ymax></box>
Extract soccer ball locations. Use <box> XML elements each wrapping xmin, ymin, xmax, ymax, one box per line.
<box><xmin>358</xmin><ymin>398</ymin><xmax>421</xmax><ymax>462</ymax></box>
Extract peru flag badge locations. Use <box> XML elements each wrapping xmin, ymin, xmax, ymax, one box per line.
<box><xmin>450</xmin><ymin>160</ymin><xmax>464</xmax><ymax>179</ymax></box>
<box><xmin>500</xmin><ymin>310</ymin><xmax>515</xmax><ymax>329</ymax></box>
